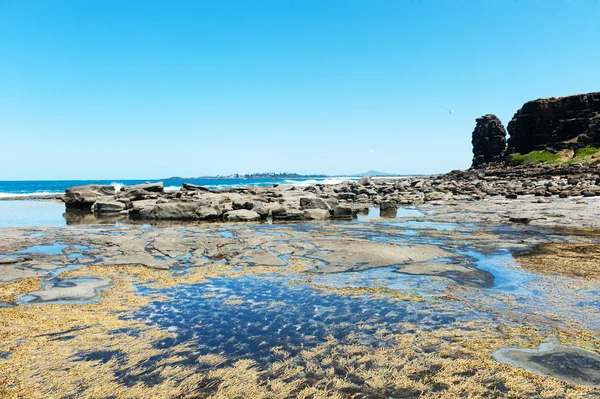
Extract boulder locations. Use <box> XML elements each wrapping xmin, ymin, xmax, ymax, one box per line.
<box><xmin>148</xmin><ymin>202</ymin><xmax>200</xmax><ymax>220</ymax></box>
<box><xmin>122</xmin><ymin>188</ymin><xmax>152</xmax><ymax>201</ymax></box>
<box><xmin>128</xmin><ymin>199</ymin><xmax>158</xmax><ymax>219</ymax></box>
<box><xmin>182</xmin><ymin>183</ymin><xmax>210</xmax><ymax>191</ymax></box>
<box><xmin>331</xmin><ymin>205</ymin><xmax>354</xmax><ymax>219</ymax></box>
<box><xmin>91</xmin><ymin>201</ymin><xmax>126</xmax><ymax>214</ymax></box>
<box><xmin>64</xmin><ymin>185</ymin><xmax>116</xmax><ymax>209</ymax></box>
<box><xmin>379</xmin><ymin>200</ymin><xmax>397</xmax><ymax>213</ymax></box>
<box><xmin>471</xmin><ymin>114</ymin><xmax>507</xmax><ymax>167</ymax></box>
<box><xmin>124</xmin><ymin>182</ymin><xmax>164</xmax><ymax>193</ymax></box>
<box><xmin>195</xmin><ymin>206</ymin><xmax>220</xmax><ymax>220</ymax></box>
<box><xmin>358</xmin><ymin>174</ymin><xmax>373</xmax><ymax>186</ymax></box>
<box><xmin>379</xmin><ymin>200</ymin><xmax>398</xmax><ymax>217</ymax></box>
<box><xmin>232</xmin><ymin>200</ymin><xmax>256</xmax><ymax>210</ymax></box>
<box><xmin>272</xmin><ymin>207</ymin><xmax>304</xmax><ymax>221</ymax></box>
<box><xmin>338</xmin><ymin>192</ymin><xmax>357</xmax><ymax>201</ymax></box>
<box><xmin>303</xmin><ymin>209</ymin><xmax>331</xmax><ymax>220</ymax></box>
<box><xmin>223</xmin><ymin>209</ymin><xmax>261</xmax><ymax>222</ymax></box>
<box><xmin>299</xmin><ymin>197</ymin><xmax>331</xmax><ymax>210</ymax></box>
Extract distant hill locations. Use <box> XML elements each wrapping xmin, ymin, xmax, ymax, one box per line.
<box><xmin>351</xmin><ymin>170</ymin><xmax>397</xmax><ymax>177</ymax></box>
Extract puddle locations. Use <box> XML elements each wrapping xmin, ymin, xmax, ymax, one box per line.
<box><xmin>458</xmin><ymin>249</ymin><xmax>536</xmax><ymax>293</ymax></box>
<box><xmin>25</xmin><ymin>232</ymin><xmax>48</xmax><ymax>237</ymax></box>
<box><xmin>356</xmin><ymin>207</ymin><xmax>425</xmax><ymax>221</ymax></box>
<box><xmin>0</xmin><ymin>201</ymin><xmax>66</xmax><ymax>228</ymax></box>
<box><xmin>18</xmin><ymin>243</ymin><xmax>68</xmax><ymax>255</ymax></box>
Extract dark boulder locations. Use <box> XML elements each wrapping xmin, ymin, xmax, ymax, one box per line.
<box><xmin>471</xmin><ymin>114</ymin><xmax>507</xmax><ymax>168</ymax></box>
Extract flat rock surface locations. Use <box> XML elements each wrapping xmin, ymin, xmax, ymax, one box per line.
<box><xmin>493</xmin><ymin>343</ymin><xmax>600</xmax><ymax>389</ymax></box>
<box><xmin>17</xmin><ymin>276</ymin><xmax>112</xmax><ymax>304</ymax></box>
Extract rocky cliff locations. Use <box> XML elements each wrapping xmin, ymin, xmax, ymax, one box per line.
<box><xmin>471</xmin><ymin>92</ymin><xmax>600</xmax><ymax>167</ymax></box>
<box><xmin>471</xmin><ymin>114</ymin><xmax>507</xmax><ymax>167</ymax></box>
<box><xmin>507</xmin><ymin>92</ymin><xmax>600</xmax><ymax>154</ymax></box>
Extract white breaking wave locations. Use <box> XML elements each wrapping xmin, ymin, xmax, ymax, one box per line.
<box><xmin>0</xmin><ymin>191</ymin><xmax>62</xmax><ymax>198</ymax></box>
<box><xmin>164</xmin><ymin>186</ymin><xmax>181</xmax><ymax>192</ymax></box>
<box><xmin>284</xmin><ymin>178</ymin><xmax>356</xmax><ymax>187</ymax></box>
<box><xmin>111</xmin><ymin>182</ymin><xmax>125</xmax><ymax>192</ymax></box>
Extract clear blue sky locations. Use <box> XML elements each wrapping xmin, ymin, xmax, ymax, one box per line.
<box><xmin>1</xmin><ymin>0</ymin><xmax>599</xmax><ymax>179</ymax></box>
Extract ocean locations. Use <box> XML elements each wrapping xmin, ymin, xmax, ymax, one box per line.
<box><xmin>0</xmin><ymin>177</ymin><xmax>360</xmax><ymax>198</ymax></box>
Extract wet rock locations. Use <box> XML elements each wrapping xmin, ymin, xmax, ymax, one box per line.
<box><xmin>0</xmin><ymin>265</ymin><xmax>46</xmax><ymax>282</ymax></box>
<box><xmin>229</xmin><ymin>250</ymin><xmax>287</xmax><ymax>266</ymax></box>
<box><xmin>509</xmin><ymin>217</ymin><xmax>531</xmax><ymax>224</ymax></box>
<box><xmin>0</xmin><ymin>257</ymin><xmax>21</xmax><ymax>265</ymax></box>
<box><xmin>379</xmin><ymin>200</ymin><xmax>398</xmax><ymax>218</ymax></box>
<box><xmin>311</xmin><ymin>239</ymin><xmax>452</xmax><ymax>273</ymax></box>
<box><xmin>396</xmin><ymin>261</ymin><xmax>494</xmax><ymax>288</ymax></box>
<box><xmin>493</xmin><ymin>343</ymin><xmax>600</xmax><ymax>389</ymax></box>
<box><xmin>17</xmin><ymin>277</ymin><xmax>112</xmax><ymax>304</ymax></box>
<box><xmin>331</xmin><ymin>205</ymin><xmax>354</xmax><ymax>219</ymax></box>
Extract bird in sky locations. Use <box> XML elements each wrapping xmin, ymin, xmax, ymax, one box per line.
<box><xmin>445</xmin><ymin>108</ymin><xmax>455</xmax><ymax>114</ymax></box>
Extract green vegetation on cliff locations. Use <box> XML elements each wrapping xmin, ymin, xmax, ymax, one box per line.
<box><xmin>510</xmin><ymin>151</ymin><xmax>561</xmax><ymax>165</ymax></box>
<box><xmin>571</xmin><ymin>146</ymin><xmax>600</xmax><ymax>161</ymax></box>
<box><xmin>511</xmin><ymin>146</ymin><xmax>600</xmax><ymax>166</ymax></box>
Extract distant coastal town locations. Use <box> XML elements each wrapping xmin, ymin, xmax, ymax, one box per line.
<box><xmin>163</xmin><ymin>170</ymin><xmax>397</xmax><ymax>180</ymax></box>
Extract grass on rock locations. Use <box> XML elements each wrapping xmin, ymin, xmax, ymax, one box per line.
<box><xmin>510</xmin><ymin>151</ymin><xmax>561</xmax><ymax>166</ymax></box>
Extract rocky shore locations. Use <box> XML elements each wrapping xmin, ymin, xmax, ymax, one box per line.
<box><xmin>61</xmin><ymin>164</ymin><xmax>599</xmax><ymax>223</ymax></box>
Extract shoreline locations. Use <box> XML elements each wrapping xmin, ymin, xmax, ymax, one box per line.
<box><xmin>2</xmin><ymin>165</ymin><xmax>600</xmax><ymax>397</ymax></box>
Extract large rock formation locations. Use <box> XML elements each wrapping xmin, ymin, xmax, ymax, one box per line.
<box><xmin>507</xmin><ymin>92</ymin><xmax>600</xmax><ymax>154</ymax></box>
<box><xmin>471</xmin><ymin>114</ymin><xmax>507</xmax><ymax>167</ymax></box>
<box><xmin>64</xmin><ymin>185</ymin><xmax>116</xmax><ymax>209</ymax></box>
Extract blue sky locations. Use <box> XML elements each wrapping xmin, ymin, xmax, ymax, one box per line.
<box><xmin>1</xmin><ymin>0</ymin><xmax>599</xmax><ymax>179</ymax></box>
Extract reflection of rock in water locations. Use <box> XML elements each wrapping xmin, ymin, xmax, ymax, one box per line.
<box><xmin>395</xmin><ymin>261</ymin><xmax>495</xmax><ymax>288</ymax></box>
<box><xmin>64</xmin><ymin>210</ymin><xmax>127</xmax><ymax>225</ymax></box>
<box><xmin>493</xmin><ymin>343</ymin><xmax>600</xmax><ymax>389</ymax></box>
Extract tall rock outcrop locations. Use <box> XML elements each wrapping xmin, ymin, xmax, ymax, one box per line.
<box><xmin>507</xmin><ymin>92</ymin><xmax>600</xmax><ymax>154</ymax></box>
<box><xmin>471</xmin><ymin>114</ymin><xmax>507</xmax><ymax>168</ymax></box>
